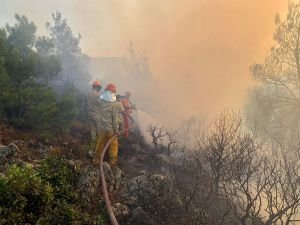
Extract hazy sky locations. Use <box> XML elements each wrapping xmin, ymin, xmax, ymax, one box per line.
<box><xmin>0</xmin><ymin>0</ymin><xmax>289</xmax><ymax>124</ymax></box>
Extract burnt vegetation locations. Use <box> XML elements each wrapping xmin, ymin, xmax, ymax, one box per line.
<box><xmin>143</xmin><ymin>111</ymin><xmax>300</xmax><ymax>225</ymax></box>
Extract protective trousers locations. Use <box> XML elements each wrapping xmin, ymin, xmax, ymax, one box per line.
<box><xmin>88</xmin><ymin>118</ymin><xmax>98</xmax><ymax>141</ymax></box>
<box><xmin>93</xmin><ymin>130</ymin><xmax>118</xmax><ymax>166</ymax></box>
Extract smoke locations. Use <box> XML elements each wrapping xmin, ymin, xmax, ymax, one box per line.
<box><xmin>135</xmin><ymin>110</ymin><xmax>160</xmax><ymax>144</ymax></box>
<box><xmin>0</xmin><ymin>0</ymin><xmax>288</xmax><ymax>126</ymax></box>
<box><xmin>83</xmin><ymin>0</ymin><xmax>288</xmax><ymax>126</ymax></box>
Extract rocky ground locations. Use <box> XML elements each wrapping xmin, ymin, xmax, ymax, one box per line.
<box><xmin>0</xmin><ymin>128</ymin><xmax>180</xmax><ymax>225</ymax></box>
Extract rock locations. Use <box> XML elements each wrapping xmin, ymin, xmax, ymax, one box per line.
<box><xmin>0</xmin><ymin>143</ymin><xmax>21</xmax><ymax>165</ymax></box>
<box><xmin>11</xmin><ymin>140</ymin><xmax>25</xmax><ymax>145</ymax></box>
<box><xmin>139</xmin><ymin>169</ymin><xmax>147</xmax><ymax>175</ymax></box>
<box><xmin>103</xmin><ymin>162</ymin><xmax>115</xmax><ymax>192</ymax></box>
<box><xmin>0</xmin><ymin>146</ymin><xmax>9</xmax><ymax>161</ymax></box>
<box><xmin>0</xmin><ymin>144</ymin><xmax>17</xmax><ymax>157</ymax></box>
<box><xmin>124</xmin><ymin>172</ymin><xmax>174</xmax><ymax>211</ymax></box>
<box><xmin>36</xmin><ymin>143</ymin><xmax>49</xmax><ymax>152</ymax></box>
<box><xmin>101</xmin><ymin>162</ymin><xmax>126</xmax><ymax>192</ymax></box>
<box><xmin>67</xmin><ymin>159</ymin><xmax>82</xmax><ymax>170</ymax></box>
<box><xmin>113</xmin><ymin>166</ymin><xmax>124</xmax><ymax>181</ymax></box>
<box><xmin>122</xmin><ymin>195</ymin><xmax>138</xmax><ymax>206</ymax></box>
<box><xmin>130</xmin><ymin>207</ymin><xmax>156</xmax><ymax>225</ymax></box>
<box><xmin>8</xmin><ymin>143</ymin><xmax>20</xmax><ymax>153</ymax></box>
<box><xmin>87</xmin><ymin>150</ymin><xmax>95</xmax><ymax>158</ymax></box>
<box><xmin>127</xmin><ymin>173</ymin><xmax>168</xmax><ymax>194</ymax></box>
<box><xmin>112</xmin><ymin>202</ymin><xmax>129</xmax><ymax>218</ymax></box>
<box><xmin>112</xmin><ymin>166</ymin><xmax>125</xmax><ymax>190</ymax></box>
<box><xmin>127</xmin><ymin>174</ymin><xmax>147</xmax><ymax>192</ymax></box>
<box><xmin>103</xmin><ymin>162</ymin><xmax>114</xmax><ymax>184</ymax></box>
<box><xmin>77</xmin><ymin>165</ymin><xmax>99</xmax><ymax>206</ymax></box>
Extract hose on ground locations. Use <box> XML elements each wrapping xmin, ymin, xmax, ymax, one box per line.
<box><xmin>98</xmin><ymin>113</ymin><xmax>134</xmax><ymax>225</ymax></box>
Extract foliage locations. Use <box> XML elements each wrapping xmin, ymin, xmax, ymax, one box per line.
<box><xmin>0</xmin><ymin>158</ymin><xmax>107</xmax><ymax>225</ymax></box>
<box><xmin>0</xmin><ymin>164</ymin><xmax>53</xmax><ymax>225</ymax></box>
<box><xmin>47</xmin><ymin>12</ymin><xmax>81</xmax><ymax>58</ymax></box>
<box><xmin>45</xmin><ymin>12</ymin><xmax>92</xmax><ymax>132</ymax></box>
<box><xmin>46</xmin><ymin>11</ymin><xmax>91</xmax><ymax>93</ymax></box>
<box><xmin>52</xmin><ymin>85</ymin><xmax>79</xmax><ymax>136</ymax></box>
<box><xmin>37</xmin><ymin>157</ymin><xmax>79</xmax><ymax>202</ymax></box>
<box><xmin>37</xmin><ymin>202</ymin><xmax>106</xmax><ymax>225</ymax></box>
<box><xmin>0</xmin><ymin>14</ymin><xmax>81</xmax><ymax>139</ymax></box>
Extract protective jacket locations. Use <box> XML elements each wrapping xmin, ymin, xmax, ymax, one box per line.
<box><xmin>86</xmin><ymin>90</ymin><xmax>101</xmax><ymax>120</ymax></box>
<box><xmin>98</xmin><ymin>99</ymin><xmax>120</xmax><ymax>133</ymax></box>
<box><xmin>86</xmin><ymin>90</ymin><xmax>101</xmax><ymax>139</ymax></box>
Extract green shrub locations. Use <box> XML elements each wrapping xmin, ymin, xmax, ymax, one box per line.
<box><xmin>0</xmin><ymin>159</ymin><xmax>107</xmax><ymax>225</ymax></box>
<box><xmin>37</xmin><ymin>157</ymin><xmax>79</xmax><ymax>202</ymax></box>
<box><xmin>0</xmin><ymin>164</ymin><xmax>53</xmax><ymax>225</ymax></box>
<box><xmin>37</xmin><ymin>202</ymin><xmax>107</xmax><ymax>225</ymax></box>
<box><xmin>37</xmin><ymin>201</ymin><xmax>76</xmax><ymax>225</ymax></box>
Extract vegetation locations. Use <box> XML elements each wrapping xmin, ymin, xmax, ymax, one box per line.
<box><xmin>37</xmin><ymin>157</ymin><xmax>79</xmax><ymax>202</ymax></box>
<box><xmin>0</xmin><ymin>13</ymin><xmax>100</xmax><ymax>224</ymax></box>
<box><xmin>0</xmin><ymin>158</ymin><xmax>107</xmax><ymax>225</ymax></box>
<box><xmin>0</xmin><ymin>13</ymin><xmax>88</xmax><ymax>140</ymax></box>
<box><xmin>146</xmin><ymin>111</ymin><xmax>300</xmax><ymax>225</ymax></box>
<box><xmin>0</xmin><ymin>164</ymin><xmax>53</xmax><ymax>224</ymax></box>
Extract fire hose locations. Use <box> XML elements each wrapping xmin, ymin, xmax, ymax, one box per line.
<box><xmin>98</xmin><ymin>113</ymin><xmax>134</xmax><ymax>225</ymax></box>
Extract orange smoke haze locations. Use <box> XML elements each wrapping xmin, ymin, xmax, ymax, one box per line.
<box><xmin>74</xmin><ymin>0</ymin><xmax>288</xmax><ymax>124</ymax></box>
<box><xmin>0</xmin><ymin>0</ymin><xmax>289</xmax><ymax>124</ymax></box>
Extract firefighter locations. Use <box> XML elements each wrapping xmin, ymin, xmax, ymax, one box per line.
<box><xmin>93</xmin><ymin>83</ymin><xmax>123</xmax><ymax>166</ymax></box>
<box><xmin>86</xmin><ymin>80</ymin><xmax>102</xmax><ymax>142</ymax></box>
<box><xmin>121</xmin><ymin>91</ymin><xmax>134</xmax><ymax>137</ymax></box>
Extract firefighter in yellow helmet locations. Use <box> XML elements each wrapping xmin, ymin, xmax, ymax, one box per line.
<box><xmin>93</xmin><ymin>83</ymin><xmax>124</xmax><ymax>166</ymax></box>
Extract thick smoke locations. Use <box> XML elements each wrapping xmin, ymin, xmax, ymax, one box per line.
<box><xmin>77</xmin><ymin>0</ymin><xmax>288</xmax><ymax>126</ymax></box>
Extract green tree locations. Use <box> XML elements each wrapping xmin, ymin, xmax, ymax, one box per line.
<box><xmin>46</xmin><ymin>12</ymin><xmax>92</xmax><ymax>125</ymax></box>
<box><xmin>47</xmin><ymin>12</ymin><xmax>91</xmax><ymax>92</ymax></box>
<box><xmin>0</xmin><ymin>14</ymin><xmax>77</xmax><ymax>139</ymax></box>
<box><xmin>0</xmin><ymin>29</ymin><xmax>9</xmax><ymax>114</ymax></box>
<box><xmin>6</xmin><ymin>14</ymin><xmax>36</xmax><ymax>55</ymax></box>
<box><xmin>53</xmin><ymin>85</ymin><xmax>78</xmax><ymax>135</ymax></box>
